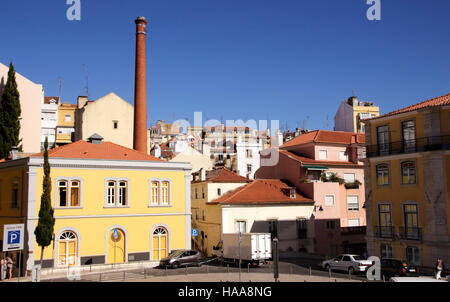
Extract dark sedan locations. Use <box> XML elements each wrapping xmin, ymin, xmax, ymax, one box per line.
<box><xmin>381</xmin><ymin>258</ymin><xmax>419</xmax><ymax>279</ymax></box>
<box><xmin>159</xmin><ymin>249</ymin><xmax>204</xmax><ymax>269</ymax></box>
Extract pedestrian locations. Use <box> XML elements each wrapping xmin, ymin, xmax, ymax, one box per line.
<box><xmin>6</xmin><ymin>256</ymin><xmax>13</xmax><ymax>280</ymax></box>
<box><xmin>362</xmin><ymin>250</ymin><xmax>368</xmax><ymax>260</ymax></box>
<box><xmin>435</xmin><ymin>258</ymin><xmax>444</xmax><ymax>280</ymax></box>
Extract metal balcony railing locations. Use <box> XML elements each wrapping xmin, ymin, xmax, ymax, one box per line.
<box><xmin>399</xmin><ymin>227</ymin><xmax>422</xmax><ymax>241</ymax></box>
<box><xmin>366</xmin><ymin>135</ymin><xmax>450</xmax><ymax>158</ymax></box>
<box><xmin>374</xmin><ymin>226</ymin><xmax>395</xmax><ymax>238</ymax></box>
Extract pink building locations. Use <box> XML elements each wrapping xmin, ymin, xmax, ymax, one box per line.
<box><xmin>255</xmin><ymin>130</ymin><xmax>367</xmax><ymax>257</ymax></box>
<box><xmin>0</xmin><ymin>62</ymin><xmax>43</xmax><ymax>154</ymax></box>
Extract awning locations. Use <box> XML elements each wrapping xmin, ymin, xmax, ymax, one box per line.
<box><xmin>302</xmin><ymin>165</ymin><xmax>328</xmax><ymax>171</ymax></box>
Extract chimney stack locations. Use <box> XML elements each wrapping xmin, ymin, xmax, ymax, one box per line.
<box><xmin>133</xmin><ymin>16</ymin><xmax>149</xmax><ymax>153</ymax></box>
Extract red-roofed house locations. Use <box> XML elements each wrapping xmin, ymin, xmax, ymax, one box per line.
<box><xmin>256</xmin><ymin>130</ymin><xmax>367</xmax><ymax>257</ymax></box>
<box><xmin>0</xmin><ymin>135</ymin><xmax>192</xmax><ymax>275</ymax></box>
<box><xmin>191</xmin><ymin>172</ymin><xmax>315</xmax><ymax>256</ymax></box>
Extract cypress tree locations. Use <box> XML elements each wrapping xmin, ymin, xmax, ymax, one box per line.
<box><xmin>0</xmin><ymin>62</ymin><xmax>22</xmax><ymax>158</ymax></box>
<box><xmin>34</xmin><ymin>137</ymin><xmax>55</xmax><ymax>265</ymax></box>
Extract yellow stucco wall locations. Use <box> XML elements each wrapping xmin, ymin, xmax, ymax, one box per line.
<box><xmin>0</xmin><ymin>160</ymin><xmax>190</xmax><ymax>268</ymax></box>
<box><xmin>32</xmin><ymin>167</ymin><xmax>187</xmax><ymax>262</ymax></box>
<box><xmin>367</xmin><ymin>107</ymin><xmax>449</xmax><ymax>266</ymax></box>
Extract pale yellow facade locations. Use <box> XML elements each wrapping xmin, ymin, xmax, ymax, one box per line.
<box><xmin>75</xmin><ymin>92</ymin><xmax>134</xmax><ymax>148</ymax></box>
<box><xmin>191</xmin><ymin>181</ymin><xmax>246</xmax><ymax>255</ymax></box>
<box><xmin>364</xmin><ymin>104</ymin><xmax>450</xmax><ymax>268</ymax></box>
<box><xmin>56</xmin><ymin>103</ymin><xmax>76</xmax><ymax>146</ymax></box>
<box><xmin>0</xmin><ymin>155</ymin><xmax>191</xmax><ymax>273</ymax></box>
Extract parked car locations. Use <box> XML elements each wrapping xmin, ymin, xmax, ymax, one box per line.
<box><xmin>321</xmin><ymin>254</ymin><xmax>373</xmax><ymax>274</ymax></box>
<box><xmin>159</xmin><ymin>249</ymin><xmax>205</xmax><ymax>269</ymax></box>
<box><xmin>380</xmin><ymin>258</ymin><xmax>419</xmax><ymax>279</ymax></box>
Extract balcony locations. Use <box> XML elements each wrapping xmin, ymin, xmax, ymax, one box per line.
<box><xmin>374</xmin><ymin>226</ymin><xmax>395</xmax><ymax>239</ymax></box>
<box><xmin>341</xmin><ymin>226</ymin><xmax>366</xmax><ymax>235</ymax></box>
<box><xmin>366</xmin><ymin>135</ymin><xmax>450</xmax><ymax>158</ymax></box>
<box><xmin>399</xmin><ymin>227</ymin><xmax>422</xmax><ymax>241</ymax></box>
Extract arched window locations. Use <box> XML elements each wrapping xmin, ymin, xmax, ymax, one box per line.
<box><xmin>152</xmin><ymin>227</ymin><xmax>168</xmax><ymax>261</ymax></box>
<box><xmin>151</xmin><ymin>181</ymin><xmax>159</xmax><ymax>206</ymax></box>
<box><xmin>57</xmin><ymin>231</ymin><xmax>77</xmax><ymax>267</ymax></box>
<box><xmin>376</xmin><ymin>164</ymin><xmax>389</xmax><ymax>185</ymax></box>
<box><xmin>161</xmin><ymin>182</ymin><xmax>169</xmax><ymax>205</ymax></box>
<box><xmin>150</xmin><ymin>180</ymin><xmax>171</xmax><ymax>206</ymax></box>
<box><xmin>401</xmin><ymin>161</ymin><xmax>416</xmax><ymax>184</ymax></box>
<box><xmin>56</xmin><ymin>178</ymin><xmax>81</xmax><ymax>208</ymax></box>
<box><xmin>105</xmin><ymin>179</ymin><xmax>128</xmax><ymax>207</ymax></box>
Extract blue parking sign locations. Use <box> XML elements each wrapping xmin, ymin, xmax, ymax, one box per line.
<box><xmin>3</xmin><ymin>224</ymin><xmax>24</xmax><ymax>251</ymax></box>
<box><xmin>192</xmin><ymin>229</ymin><xmax>198</xmax><ymax>237</ymax></box>
<box><xmin>8</xmin><ymin>231</ymin><xmax>21</xmax><ymax>244</ymax></box>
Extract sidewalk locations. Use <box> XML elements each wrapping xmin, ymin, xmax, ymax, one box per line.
<box><xmin>124</xmin><ymin>273</ymin><xmax>360</xmax><ymax>282</ymax></box>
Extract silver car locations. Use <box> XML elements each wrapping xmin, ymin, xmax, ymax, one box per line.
<box><xmin>322</xmin><ymin>254</ymin><xmax>373</xmax><ymax>274</ymax></box>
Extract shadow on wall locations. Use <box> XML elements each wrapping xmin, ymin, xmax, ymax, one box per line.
<box><xmin>250</xmin><ymin>219</ymin><xmax>315</xmax><ymax>254</ymax></box>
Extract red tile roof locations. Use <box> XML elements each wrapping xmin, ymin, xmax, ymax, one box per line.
<box><xmin>210</xmin><ymin>179</ymin><xmax>312</xmax><ymax>205</ymax></box>
<box><xmin>31</xmin><ymin>140</ymin><xmax>162</xmax><ymax>161</ymax></box>
<box><xmin>365</xmin><ymin>92</ymin><xmax>450</xmax><ymax>121</ymax></box>
<box><xmin>278</xmin><ymin>150</ymin><xmax>362</xmax><ymax>167</ymax></box>
<box><xmin>205</xmin><ymin>167</ymin><xmax>249</xmax><ymax>183</ymax></box>
<box><xmin>44</xmin><ymin>96</ymin><xmax>60</xmax><ymax>104</ymax></box>
<box><xmin>280</xmin><ymin>130</ymin><xmax>365</xmax><ymax>149</ymax></box>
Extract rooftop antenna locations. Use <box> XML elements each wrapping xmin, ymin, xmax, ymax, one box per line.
<box><xmin>324</xmin><ymin>114</ymin><xmax>330</xmax><ymax>130</ymax></box>
<box><xmin>58</xmin><ymin>76</ymin><xmax>63</xmax><ymax>100</ymax></box>
<box><xmin>83</xmin><ymin>64</ymin><xmax>89</xmax><ymax>100</ymax></box>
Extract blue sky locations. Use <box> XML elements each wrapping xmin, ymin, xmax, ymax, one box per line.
<box><xmin>1</xmin><ymin>0</ymin><xmax>449</xmax><ymax>131</ymax></box>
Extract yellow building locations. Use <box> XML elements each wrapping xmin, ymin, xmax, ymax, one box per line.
<box><xmin>0</xmin><ymin>135</ymin><xmax>191</xmax><ymax>274</ymax></box>
<box><xmin>191</xmin><ymin>168</ymin><xmax>249</xmax><ymax>255</ymax></box>
<box><xmin>334</xmin><ymin>96</ymin><xmax>380</xmax><ymax>133</ymax></box>
<box><xmin>55</xmin><ymin>103</ymin><xmax>77</xmax><ymax>147</ymax></box>
<box><xmin>363</xmin><ymin>92</ymin><xmax>450</xmax><ymax>268</ymax></box>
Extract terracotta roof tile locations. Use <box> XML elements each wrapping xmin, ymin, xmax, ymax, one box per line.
<box><xmin>210</xmin><ymin>179</ymin><xmax>312</xmax><ymax>205</ymax></box>
<box><xmin>278</xmin><ymin>150</ymin><xmax>362</xmax><ymax>167</ymax></box>
<box><xmin>280</xmin><ymin>130</ymin><xmax>365</xmax><ymax>149</ymax></box>
<box><xmin>205</xmin><ymin>167</ymin><xmax>249</xmax><ymax>183</ymax></box>
<box><xmin>365</xmin><ymin>92</ymin><xmax>450</xmax><ymax>121</ymax></box>
<box><xmin>44</xmin><ymin>96</ymin><xmax>60</xmax><ymax>104</ymax></box>
<box><xmin>31</xmin><ymin>140</ymin><xmax>162</xmax><ymax>161</ymax></box>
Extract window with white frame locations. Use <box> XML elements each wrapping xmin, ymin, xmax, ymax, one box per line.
<box><xmin>348</xmin><ymin>218</ymin><xmax>360</xmax><ymax>227</ymax></box>
<box><xmin>339</xmin><ymin>151</ymin><xmax>348</xmax><ymax>161</ymax></box>
<box><xmin>235</xmin><ymin>221</ymin><xmax>246</xmax><ymax>233</ymax></box>
<box><xmin>347</xmin><ymin>195</ymin><xmax>359</xmax><ymax>211</ymax></box>
<box><xmin>105</xmin><ymin>179</ymin><xmax>128</xmax><ymax>207</ymax></box>
<box><xmin>318</xmin><ymin>150</ymin><xmax>327</xmax><ymax>160</ymax></box>
<box><xmin>325</xmin><ymin>195</ymin><xmax>334</xmax><ymax>206</ymax></box>
<box><xmin>56</xmin><ymin>178</ymin><xmax>81</xmax><ymax>208</ymax></box>
<box><xmin>344</xmin><ymin>173</ymin><xmax>355</xmax><ymax>183</ymax></box>
<box><xmin>150</xmin><ymin>180</ymin><xmax>171</xmax><ymax>206</ymax></box>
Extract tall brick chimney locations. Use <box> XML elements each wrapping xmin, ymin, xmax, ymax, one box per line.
<box><xmin>133</xmin><ymin>16</ymin><xmax>148</xmax><ymax>153</ymax></box>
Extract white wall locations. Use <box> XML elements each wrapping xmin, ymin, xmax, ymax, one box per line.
<box><xmin>236</xmin><ymin>139</ymin><xmax>262</xmax><ymax>179</ymax></box>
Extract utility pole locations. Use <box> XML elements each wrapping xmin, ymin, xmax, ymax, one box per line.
<box><xmin>83</xmin><ymin>64</ymin><xmax>89</xmax><ymax>99</ymax></box>
<box><xmin>58</xmin><ymin>77</ymin><xmax>63</xmax><ymax>100</ymax></box>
